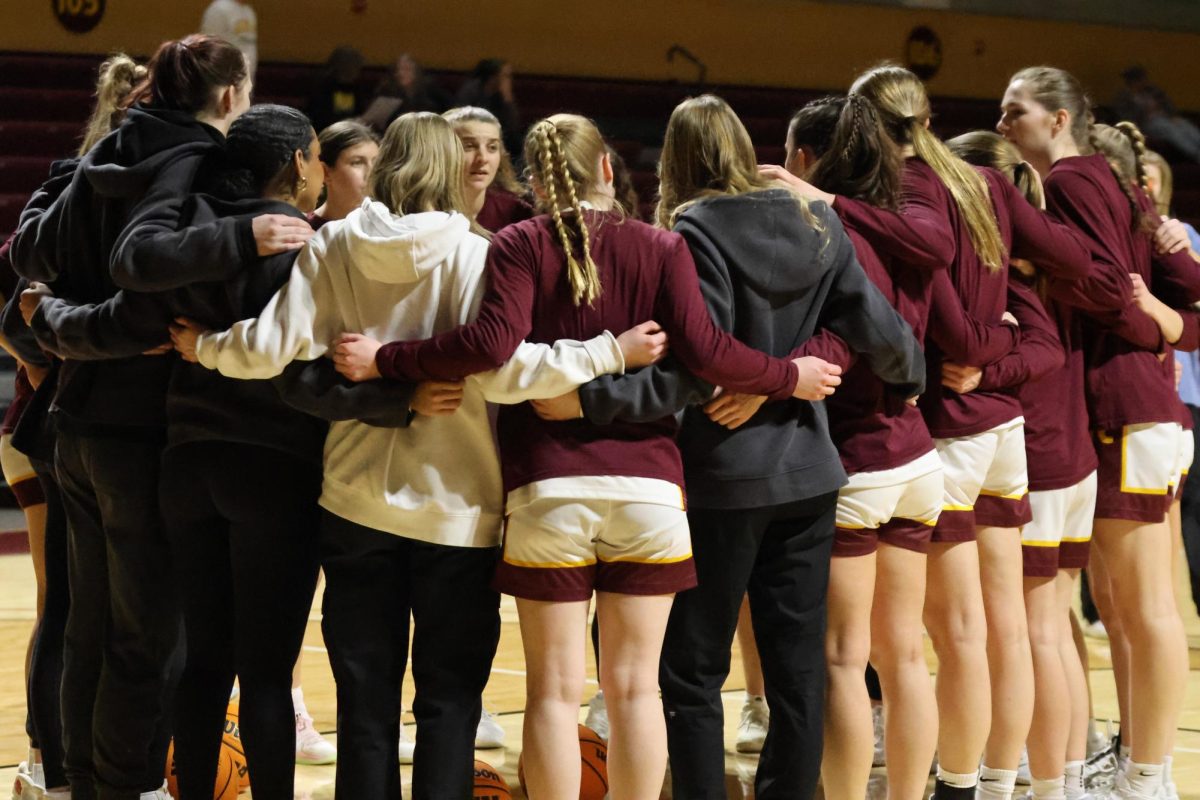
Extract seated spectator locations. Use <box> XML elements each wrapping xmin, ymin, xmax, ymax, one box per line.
<box><xmin>455</xmin><ymin>58</ymin><xmax>521</xmax><ymax>156</ymax></box>
<box><xmin>362</xmin><ymin>54</ymin><xmax>450</xmax><ymax>131</ymax></box>
<box><xmin>308</xmin><ymin>45</ymin><xmax>369</xmax><ymax>132</ymax></box>
<box><xmin>1114</xmin><ymin>66</ymin><xmax>1200</xmax><ymax>162</ymax></box>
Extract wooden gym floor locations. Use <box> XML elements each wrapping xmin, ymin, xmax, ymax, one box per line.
<box><xmin>0</xmin><ymin>538</ymin><xmax>1198</xmax><ymax>798</ymax></box>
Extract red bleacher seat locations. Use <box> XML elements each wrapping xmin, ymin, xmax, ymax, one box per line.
<box><xmin>0</xmin><ymin>156</ymin><xmax>55</xmax><ymax>195</ymax></box>
<box><xmin>0</xmin><ymin>87</ymin><xmax>93</xmax><ymax>124</ymax></box>
<box><xmin>0</xmin><ymin>193</ymin><xmax>28</xmax><ymax>234</ymax></box>
<box><xmin>0</xmin><ymin>121</ymin><xmax>80</xmax><ymax>158</ymax></box>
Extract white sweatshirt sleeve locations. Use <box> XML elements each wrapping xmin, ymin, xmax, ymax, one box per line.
<box><xmin>194</xmin><ymin>243</ymin><xmax>339</xmax><ymax>380</ymax></box>
<box><xmin>471</xmin><ymin>333</ymin><xmax>625</xmax><ymax>404</ymax></box>
<box><xmin>447</xmin><ymin>236</ymin><xmax>624</xmax><ymax>403</ymax></box>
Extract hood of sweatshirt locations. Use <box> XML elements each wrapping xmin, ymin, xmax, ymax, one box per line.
<box><xmin>83</xmin><ymin>105</ymin><xmax>224</xmax><ymax>199</ymax></box>
<box><xmin>675</xmin><ymin>188</ymin><xmax>834</xmax><ymax>297</ymax></box>
<box><xmin>336</xmin><ymin>199</ymin><xmax>473</xmax><ymax>284</ymax></box>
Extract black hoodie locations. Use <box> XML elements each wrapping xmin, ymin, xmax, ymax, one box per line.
<box><xmin>580</xmin><ymin>190</ymin><xmax>925</xmax><ymax>509</ymax></box>
<box><xmin>9</xmin><ymin>106</ymin><xmax>226</xmax><ymax>436</ymax></box>
<box><xmin>30</xmin><ymin>195</ymin><xmax>416</xmax><ymax>463</ymax></box>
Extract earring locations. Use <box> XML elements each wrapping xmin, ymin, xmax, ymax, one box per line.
<box><xmin>299</xmin><ymin>176</ymin><xmax>308</xmax><ymax>191</ymax></box>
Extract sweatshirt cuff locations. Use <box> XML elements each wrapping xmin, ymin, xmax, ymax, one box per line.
<box><xmin>583</xmin><ymin>330</ymin><xmax>625</xmax><ymax>377</ymax></box>
<box><xmin>195</xmin><ymin>333</ymin><xmax>219</xmax><ymax>370</ymax></box>
<box><xmin>234</xmin><ymin>217</ymin><xmax>257</xmax><ymax>265</ymax></box>
<box><xmin>29</xmin><ymin>300</ymin><xmax>56</xmax><ymax>353</ymax></box>
<box><xmin>374</xmin><ymin>341</ymin><xmax>410</xmax><ymax>380</ymax></box>
<box><xmin>767</xmin><ymin>360</ymin><xmax>799</xmax><ymax>402</ymax></box>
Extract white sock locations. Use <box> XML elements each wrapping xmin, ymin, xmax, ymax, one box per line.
<box><xmin>1119</xmin><ymin>743</ymin><xmax>1132</xmax><ymax>760</ymax></box>
<box><xmin>1031</xmin><ymin>776</ymin><xmax>1065</xmax><ymax>800</ymax></box>
<box><xmin>31</xmin><ymin>761</ymin><xmax>45</xmax><ymax>787</ymax></box>
<box><xmin>976</xmin><ymin>765</ymin><xmax>1018</xmax><ymax>800</ymax></box>
<box><xmin>1063</xmin><ymin>761</ymin><xmax>1085</xmax><ymax>799</ymax></box>
<box><xmin>1122</xmin><ymin>761</ymin><xmax>1162</xmax><ymax>797</ymax></box>
<box><xmin>291</xmin><ymin>686</ymin><xmax>310</xmax><ymax>719</ymax></box>
<box><xmin>937</xmin><ymin>766</ymin><xmax>978</xmax><ymax>789</ymax></box>
<box><xmin>1163</xmin><ymin>754</ymin><xmax>1174</xmax><ymax>784</ymax></box>
<box><xmin>745</xmin><ymin>692</ymin><xmax>765</xmax><ymax>702</ymax></box>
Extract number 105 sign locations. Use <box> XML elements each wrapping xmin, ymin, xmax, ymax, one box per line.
<box><xmin>53</xmin><ymin>0</ymin><xmax>106</xmax><ymax>34</ymax></box>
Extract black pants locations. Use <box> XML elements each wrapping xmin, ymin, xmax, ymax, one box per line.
<box><xmin>27</xmin><ymin>461</ymin><xmax>69</xmax><ymax>789</ymax></box>
<box><xmin>55</xmin><ymin>431</ymin><xmax>179</xmax><ymax>800</ymax></box>
<box><xmin>160</xmin><ymin>442</ymin><xmax>322</xmax><ymax>800</ymax></box>
<box><xmin>661</xmin><ymin>492</ymin><xmax>837</xmax><ymax>800</ymax></box>
<box><xmin>1180</xmin><ymin>406</ymin><xmax>1200</xmax><ymax>615</ymax></box>
<box><xmin>320</xmin><ymin>512</ymin><xmax>501</xmax><ymax>800</ymax></box>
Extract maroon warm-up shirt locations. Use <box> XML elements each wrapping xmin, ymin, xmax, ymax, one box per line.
<box><xmin>836</xmin><ymin>161</ymin><xmax>1093</xmax><ymax>439</ymax></box>
<box><xmin>1044</xmin><ymin>154</ymin><xmax>1200</xmax><ymax>429</ymax></box>
<box><xmin>980</xmin><ymin>277</ymin><xmax>1097</xmax><ymax>491</ymax></box>
<box><xmin>375</xmin><ymin>211</ymin><xmax>801</xmax><ymax>493</ymax></box>
<box><xmin>825</xmin><ymin>225</ymin><xmax>935</xmax><ymax>474</ymax></box>
<box><xmin>476</xmin><ymin>189</ymin><xmax>534</xmax><ymax>234</ymax></box>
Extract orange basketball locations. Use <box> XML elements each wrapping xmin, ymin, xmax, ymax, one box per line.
<box><xmin>164</xmin><ymin>735</ymin><xmax>242</xmax><ymax>800</ymax></box>
<box><xmin>223</xmin><ymin>703</ymin><xmax>250</xmax><ymax>792</ymax></box>
<box><xmin>576</xmin><ymin>724</ymin><xmax>609</xmax><ymax>800</ymax></box>
<box><xmin>472</xmin><ymin>759</ymin><xmax>511</xmax><ymax>799</ymax></box>
<box><xmin>517</xmin><ymin>724</ymin><xmax>608</xmax><ymax>800</ymax></box>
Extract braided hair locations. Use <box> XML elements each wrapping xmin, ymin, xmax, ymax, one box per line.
<box><xmin>524</xmin><ymin>116</ymin><xmax>604</xmax><ymax>306</ymax></box>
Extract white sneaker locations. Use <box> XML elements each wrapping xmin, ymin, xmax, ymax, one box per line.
<box><xmin>735</xmin><ymin>695</ymin><xmax>769</xmax><ymax>754</ymax></box>
<box><xmin>296</xmin><ymin>713</ymin><xmax>338</xmax><ymax>765</ymax></box>
<box><xmin>1084</xmin><ymin>747</ymin><xmax>1119</xmax><ymax>793</ymax></box>
<box><xmin>1082</xmin><ymin>619</ymin><xmax>1108</xmax><ymax>639</ymax></box>
<box><xmin>475</xmin><ymin>708</ymin><xmax>505</xmax><ymax>749</ymax></box>
<box><xmin>1160</xmin><ymin>780</ymin><xmax>1180</xmax><ymax>800</ymax></box>
<box><xmin>12</xmin><ymin>762</ymin><xmax>44</xmax><ymax>800</ymax></box>
<box><xmin>1017</xmin><ymin>748</ymin><xmax>1032</xmax><ymax>785</ymax></box>
<box><xmin>584</xmin><ymin>691</ymin><xmax>610</xmax><ymax>742</ymax></box>
<box><xmin>871</xmin><ymin>704</ymin><xmax>886</xmax><ymax>768</ymax></box>
<box><xmin>1109</xmin><ymin>771</ymin><xmax>1160</xmax><ymax>800</ymax></box>
<box><xmin>1086</xmin><ymin>721</ymin><xmax>1112</xmax><ymax>760</ymax></box>
<box><xmin>138</xmin><ymin>783</ymin><xmax>173</xmax><ymax>800</ymax></box>
<box><xmin>398</xmin><ymin>721</ymin><xmax>415</xmax><ymax>765</ymax></box>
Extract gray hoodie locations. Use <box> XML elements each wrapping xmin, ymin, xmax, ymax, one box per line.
<box><xmin>580</xmin><ymin>189</ymin><xmax>925</xmax><ymax>509</ymax></box>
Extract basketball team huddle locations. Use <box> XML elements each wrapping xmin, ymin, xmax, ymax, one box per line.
<box><xmin>2</xmin><ymin>27</ymin><xmax>1196</xmax><ymax>800</ymax></box>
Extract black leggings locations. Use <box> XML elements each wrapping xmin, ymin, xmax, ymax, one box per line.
<box><xmin>56</xmin><ymin>431</ymin><xmax>180</xmax><ymax>800</ymax></box>
<box><xmin>27</xmin><ymin>461</ymin><xmax>68</xmax><ymax>789</ymax></box>
<box><xmin>160</xmin><ymin>442</ymin><xmax>322</xmax><ymax>800</ymax></box>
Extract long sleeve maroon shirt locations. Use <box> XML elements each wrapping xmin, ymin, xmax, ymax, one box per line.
<box><xmin>1043</xmin><ymin>154</ymin><xmax>1197</xmax><ymax>429</ymax></box>
<box><xmin>374</xmin><ymin>211</ymin><xmax>800</xmax><ymax>492</ymax></box>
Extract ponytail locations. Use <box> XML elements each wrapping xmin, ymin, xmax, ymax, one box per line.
<box><xmin>78</xmin><ymin>53</ymin><xmax>146</xmax><ymax>155</ymax></box>
<box><xmin>909</xmin><ymin>121</ymin><xmax>1007</xmax><ymax>271</ymax></box>
<box><xmin>948</xmin><ymin>130</ymin><xmax>1044</xmax><ymax>210</ymax></box>
<box><xmin>1089</xmin><ymin>122</ymin><xmax>1158</xmax><ymax>235</ymax></box>
<box><xmin>1115</xmin><ymin>121</ymin><xmax>1150</xmax><ymax>193</ymax></box>
<box><xmin>128</xmin><ymin>34</ymin><xmax>247</xmax><ymax>116</ymax></box>
<box><xmin>808</xmin><ymin>94</ymin><xmax>902</xmax><ymax>209</ymax></box>
<box><xmin>529</xmin><ymin>119</ymin><xmax>601</xmax><ymax>306</ymax></box>
<box><xmin>852</xmin><ymin>63</ymin><xmax>1006</xmax><ymax>271</ymax></box>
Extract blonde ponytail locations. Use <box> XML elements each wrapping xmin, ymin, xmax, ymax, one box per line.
<box><xmin>79</xmin><ymin>53</ymin><xmax>146</xmax><ymax>155</ymax></box>
<box><xmin>526</xmin><ymin>117</ymin><xmax>604</xmax><ymax>306</ymax></box>
<box><xmin>852</xmin><ymin>63</ymin><xmax>1007</xmax><ymax>272</ymax></box>
<box><xmin>908</xmin><ymin>120</ymin><xmax>1007</xmax><ymax>271</ymax></box>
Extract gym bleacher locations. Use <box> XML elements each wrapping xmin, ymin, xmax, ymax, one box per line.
<box><xmin>5</xmin><ymin>49</ymin><xmax>1197</xmax><ymax>240</ymax></box>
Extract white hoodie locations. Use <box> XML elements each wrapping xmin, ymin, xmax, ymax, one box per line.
<box><xmin>196</xmin><ymin>200</ymin><xmax>624</xmax><ymax>547</ymax></box>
